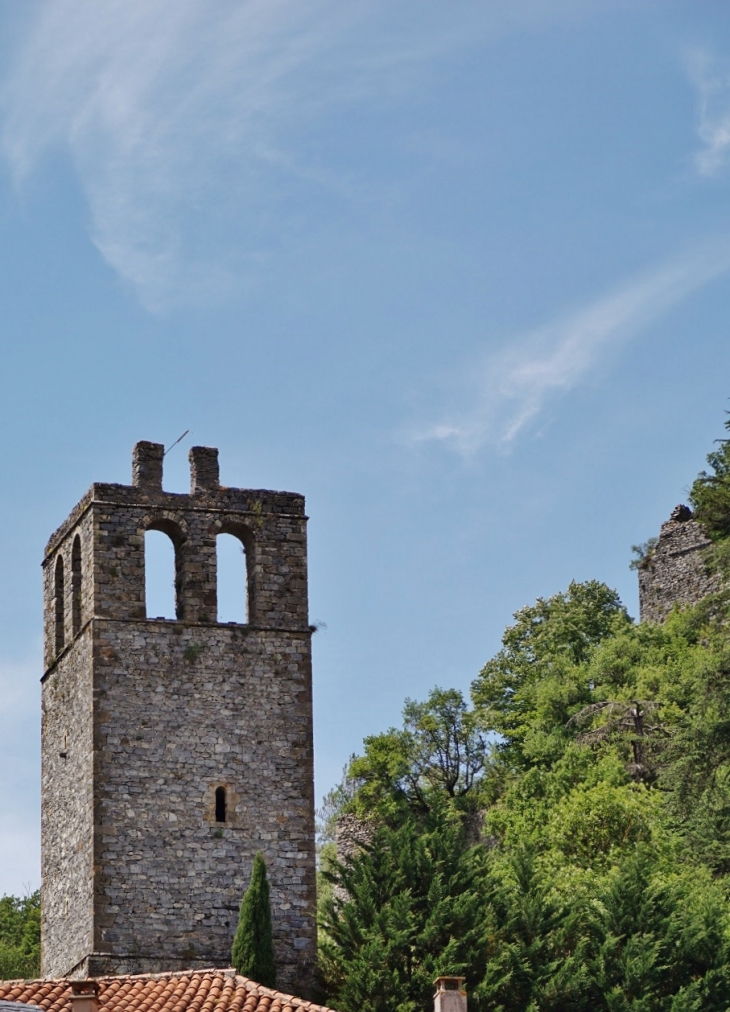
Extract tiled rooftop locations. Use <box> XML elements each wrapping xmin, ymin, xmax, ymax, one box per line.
<box><xmin>0</xmin><ymin>969</ymin><xmax>334</xmax><ymax>1012</ymax></box>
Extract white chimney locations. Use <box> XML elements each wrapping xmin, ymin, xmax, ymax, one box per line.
<box><xmin>434</xmin><ymin>977</ymin><xmax>466</xmax><ymax>1012</ymax></box>
<box><xmin>70</xmin><ymin>980</ymin><xmax>99</xmax><ymax>1012</ymax></box>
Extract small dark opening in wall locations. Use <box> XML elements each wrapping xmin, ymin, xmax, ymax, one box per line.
<box><xmin>215</xmin><ymin>786</ymin><xmax>227</xmax><ymax>823</ymax></box>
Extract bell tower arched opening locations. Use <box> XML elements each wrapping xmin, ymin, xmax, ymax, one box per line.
<box><xmin>144</xmin><ymin>529</ymin><xmax>178</xmax><ymax>620</ymax></box>
<box><xmin>216</xmin><ymin>532</ymin><xmax>249</xmax><ymax>623</ymax></box>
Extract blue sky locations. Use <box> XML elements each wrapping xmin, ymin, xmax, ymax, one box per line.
<box><xmin>2</xmin><ymin>0</ymin><xmax>730</xmax><ymax>894</ymax></box>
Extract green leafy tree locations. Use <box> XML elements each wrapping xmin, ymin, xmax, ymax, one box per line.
<box><xmin>629</xmin><ymin>538</ymin><xmax>658</xmax><ymax>571</ymax></box>
<box><xmin>690</xmin><ymin>414</ymin><xmax>730</xmax><ymax>540</ymax></box>
<box><xmin>472</xmin><ymin>580</ymin><xmax>631</xmax><ymax>768</ymax></box>
<box><xmin>318</xmin><ymin>567</ymin><xmax>730</xmax><ymax>1011</ymax></box>
<box><xmin>232</xmin><ymin>853</ymin><xmax>276</xmax><ymax>987</ymax></box>
<box><xmin>659</xmin><ymin>635</ymin><xmax>730</xmax><ymax>873</ymax></box>
<box><xmin>0</xmin><ymin>891</ymin><xmax>41</xmax><ymax>979</ymax></box>
<box><xmin>568</xmin><ymin>699</ymin><xmax>667</xmax><ymax>782</ymax></box>
<box><xmin>341</xmin><ymin>688</ymin><xmax>492</xmax><ymax>822</ymax></box>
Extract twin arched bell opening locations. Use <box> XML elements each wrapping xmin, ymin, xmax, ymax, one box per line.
<box><xmin>144</xmin><ymin>528</ymin><xmax>250</xmax><ymax>624</ymax></box>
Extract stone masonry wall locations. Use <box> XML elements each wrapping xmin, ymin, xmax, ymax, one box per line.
<box><xmin>41</xmin><ymin>443</ymin><xmax>316</xmax><ymax>991</ymax></box>
<box><xmin>41</xmin><ymin>628</ymin><xmax>95</xmax><ymax>977</ymax></box>
<box><xmin>638</xmin><ymin>505</ymin><xmax>722</xmax><ymax>623</ymax></box>
<box><xmin>89</xmin><ymin>620</ymin><xmax>315</xmax><ymax>984</ymax></box>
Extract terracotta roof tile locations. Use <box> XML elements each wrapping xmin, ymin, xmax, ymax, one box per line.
<box><xmin>0</xmin><ymin>970</ymin><xmax>336</xmax><ymax>1012</ymax></box>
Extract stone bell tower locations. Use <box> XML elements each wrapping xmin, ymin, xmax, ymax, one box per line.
<box><xmin>41</xmin><ymin>442</ymin><xmax>316</xmax><ymax>988</ymax></box>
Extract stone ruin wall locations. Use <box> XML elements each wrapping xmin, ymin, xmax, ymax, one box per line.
<box><xmin>333</xmin><ymin>813</ymin><xmax>376</xmax><ymax>864</ymax></box>
<box><xmin>638</xmin><ymin>504</ymin><xmax>723</xmax><ymax>623</ymax></box>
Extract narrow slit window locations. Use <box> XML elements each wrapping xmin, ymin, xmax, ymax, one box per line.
<box><xmin>217</xmin><ymin>533</ymin><xmax>248</xmax><ymax>623</ymax></box>
<box><xmin>215</xmin><ymin>786</ymin><xmax>227</xmax><ymax>823</ymax></box>
<box><xmin>72</xmin><ymin>535</ymin><xmax>82</xmax><ymax>636</ymax></box>
<box><xmin>54</xmin><ymin>556</ymin><xmax>65</xmax><ymax>653</ymax></box>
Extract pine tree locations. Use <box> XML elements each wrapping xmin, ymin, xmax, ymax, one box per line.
<box><xmin>319</xmin><ymin>809</ymin><xmax>489</xmax><ymax>1012</ymax></box>
<box><xmin>232</xmin><ymin>852</ymin><xmax>276</xmax><ymax>987</ymax></box>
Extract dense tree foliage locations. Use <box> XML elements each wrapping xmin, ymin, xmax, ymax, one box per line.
<box><xmin>313</xmin><ymin>417</ymin><xmax>730</xmax><ymax>1010</ymax></box>
<box><xmin>339</xmin><ymin>688</ymin><xmax>492</xmax><ymax>821</ymax></box>
<box><xmin>690</xmin><ymin>415</ymin><xmax>730</xmax><ymax>540</ymax></box>
<box><xmin>471</xmin><ymin>580</ymin><xmax>631</xmax><ymax>770</ymax></box>
<box><xmin>319</xmin><ymin>581</ymin><xmax>730</xmax><ymax>1012</ymax></box>
<box><xmin>0</xmin><ymin>891</ymin><xmax>40</xmax><ymax>980</ymax></box>
<box><xmin>320</xmin><ymin>812</ymin><xmax>489</xmax><ymax>1012</ymax></box>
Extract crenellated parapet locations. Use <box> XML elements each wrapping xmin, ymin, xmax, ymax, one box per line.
<box><xmin>42</xmin><ymin>442</ymin><xmax>308</xmax><ymax>669</ymax></box>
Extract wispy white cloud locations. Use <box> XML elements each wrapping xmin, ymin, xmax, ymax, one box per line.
<box><xmin>688</xmin><ymin>50</ymin><xmax>730</xmax><ymax>177</ymax></box>
<box><xmin>2</xmin><ymin>0</ymin><xmax>361</xmax><ymax>309</ymax></box>
<box><xmin>1</xmin><ymin>0</ymin><xmax>603</xmax><ymax>311</ymax></box>
<box><xmin>409</xmin><ymin>241</ymin><xmax>730</xmax><ymax>455</ymax></box>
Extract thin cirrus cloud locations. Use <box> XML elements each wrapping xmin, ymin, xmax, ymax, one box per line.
<box><xmin>1</xmin><ymin>0</ymin><xmax>365</xmax><ymax>310</ymax></box>
<box><xmin>688</xmin><ymin>50</ymin><xmax>730</xmax><ymax>178</ymax></box>
<box><xmin>0</xmin><ymin>0</ymin><xmax>604</xmax><ymax>311</ymax></box>
<box><xmin>410</xmin><ymin>242</ymin><xmax>730</xmax><ymax>456</ymax></box>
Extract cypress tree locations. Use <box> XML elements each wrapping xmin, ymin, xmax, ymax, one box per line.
<box><xmin>320</xmin><ymin>810</ymin><xmax>488</xmax><ymax>1012</ymax></box>
<box><xmin>232</xmin><ymin>852</ymin><xmax>276</xmax><ymax>987</ymax></box>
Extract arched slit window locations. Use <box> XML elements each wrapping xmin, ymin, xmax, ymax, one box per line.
<box><xmin>215</xmin><ymin>786</ymin><xmax>227</xmax><ymax>823</ymax></box>
<box><xmin>71</xmin><ymin>535</ymin><xmax>82</xmax><ymax>637</ymax></box>
<box><xmin>144</xmin><ymin>528</ymin><xmax>179</xmax><ymax>620</ymax></box>
<box><xmin>217</xmin><ymin>532</ymin><xmax>249</xmax><ymax>624</ymax></box>
<box><xmin>54</xmin><ymin>556</ymin><xmax>65</xmax><ymax>653</ymax></box>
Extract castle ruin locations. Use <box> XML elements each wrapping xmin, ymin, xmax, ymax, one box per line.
<box><xmin>40</xmin><ymin>442</ymin><xmax>316</xmax><ymax>988</ymax></box>
<box><xmin>638</xmin><ymin>504</ymin><xmax>722</xmax><ymax>623</ymax></box>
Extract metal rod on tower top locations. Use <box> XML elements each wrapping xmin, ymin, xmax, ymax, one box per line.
<box><xmin>164</xmin><ymin>430</ymin><xmax>190</xmax><ymax>456</ymax></box>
